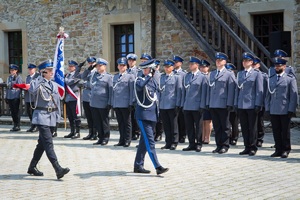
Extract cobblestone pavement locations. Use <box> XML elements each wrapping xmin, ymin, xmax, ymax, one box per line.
<box><xmin>0</xmin><ymin>125</ymin><xmax>300</xmax><ymax>199</ymax></box>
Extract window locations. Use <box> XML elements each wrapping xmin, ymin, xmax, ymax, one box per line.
<box><xmin>114</xmin><ymin>24</ymin><xmax>134</xmax><ymax>71</ymax></box>
<box><xmin>8</xmin><ymin>31</ymin><xmax>23</xmax><ymax>72</ymax></box>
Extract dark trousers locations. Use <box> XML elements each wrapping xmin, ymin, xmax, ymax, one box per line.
<box><xmin>177</xmin><ymin>108</ymin><xmax>186</xmax><ymax>140</ymax></box>
<box><xmin>229</xmin><ymin>111</ymin><xmax>239</xmax><ymax>141</ymax></box>
<box><xmin>83</xmin><ymin>101</ymin><xmax>94</xmax><ymax>129</ymax></box>
<box><xmin>115</xmin><ymin>108</ymin><xmax>132</xmax><ymax>144</ymax></box>
<box><xmin>8</xmin><ymin>98</ymin><xmax>20</xmax><ymax>125</ymax></box>
<box><xmin>66</xmin><ymin>101</ymin><xmax>81</xmax><ymax>127</ymax></box>
<box><xmin>91</xmin><ymin>107</ymin><xmax>110</xmax><ymax>142</ymax></box>
<box><xmin>184</xmin><ymin>110</ymin><xmax>202</xmax><ymax>147</ymax></box>
<box><xmin>210</xmin><ymin>108</ymin><xmax>230</xmax><ymax>149</ymax></box>
<box><xmin>257</xmin><ymin>107</ymin><xmax>265</xmax><ymax>143</ymax></box>
<box><xmin>270</xmin><ymin>114</ymin><xmax>291</xmax><ymax>153</ymax></box>
<box><xmin>238</xmin><ymin>109</ymin><xmax>258</xmax><ymax>151</ymax></box>
<box><xmin>134</xmin><ymin>120</ymin><xmax>161</xmax><ymax>169</ymax></box>
<box><xmin>32</xmin><ymin>125</ymin><xmax>58</xmax><ymax>163</ymax></box>
<box><xmin>26</xmin><ymin>102</ymin><xmax>34</xmax><ymax>121</ymax></box>
<box><xmin>131</xmin><ymin>108</ymin><xmax>140</xmax><ymax>136</ymax></box>
<box><xmin>155</xmin><ymin>115</ymin><xmax>164</xmax><ymax>138</ymax></box>
<box><xmin>160</xmin><ymin>109</ymin><xmax>179</xmax><ymax>147</ymax></box>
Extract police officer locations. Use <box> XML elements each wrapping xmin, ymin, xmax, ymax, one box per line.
<box><xmin>133</xmin><ymin>59</ymin><xmax>169</xmax><ymax>175</ymax></box>
<box><xmin>208</xmin><ymin>52</ymin><xmax>236</xmax><ymax>154</ymax></box>
<box><xmin>182</xmin><ymin>57</ymin><xmax>208</xmax><ymax>152</ymax></box>
<box><xmin>126</xmin><ymin>53</ymin><xmax>141</xmax><ymax>141</ymax></box>
<box><xmin>269</xmin><ymin>49</ymin><xmax>296</xmax><ymax>78</ymax></box>
<box><xmin>112</xmin><ymin>57</ymin><xmax>134</xmax><ymax>147</ymax></box>
<box><xmin>235</xmin><ymin>52</ymin><xmax>263</xmax><ymax>156</ymax></box>
<box><xmin>64</xmin><ymin>60</ymin><xmax>81</xmax><ymax>139</ymax></box>
<box><xmin>90</xmin><ymin>58</ymin><xmax>113</xmax><ymax>146</ymax></box>
<box><xmin>6</xmin><ymin>64</ymin><xmax>23</xmax><ymax>131</ymax></box>
<box><xmin>25</xmin><ymin>63</ymin><xmax>40</xmax><ymax>132</ymax></box>
<box><xmin>252</xmin><ymin>57</ymin><xmax>268</xmax><ymax>147</ymax></box>
<box><xmin>173</xmin><ymin>55</ymin><xmax>187</xmax><ymax>143</ymax></box>
<box><xmin>27</xmin><ymin>59</ymin><xmax>70</xmax><ymax>179</ymax></box>
<box><xmin>265</xmin><ymin>58</ymin><xmax>298</xmax><ymax>158</ymax></box>
<box><xmin>225</xmin><ymin>63</ymin><xmax>239</xmax><ymax>146</ymax></box>
<box><xmin>159</xmin><ymin>59</ymin><xmax>182</xmax><ymax>150</ymax></box>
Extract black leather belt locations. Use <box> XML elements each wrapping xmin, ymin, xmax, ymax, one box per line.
<box><xmin>35</xmin><ymin>107</ymin><xmax>58</xmax><ymax>112</ymax></box>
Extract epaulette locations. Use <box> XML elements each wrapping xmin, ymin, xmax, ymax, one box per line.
<box><xmin>287</xmin><ymin>74</ymin><xmax>294</xmax><ymax>78</ymax></box>
<box><xmin>183</xmin><ymin>69</ymin><xmax>188</xmax><ymax>73</ymax></box>
<box><xmin>254</xmin><ymin>68</ymin><xmax>260</xmax><ymax>72</ymax></box>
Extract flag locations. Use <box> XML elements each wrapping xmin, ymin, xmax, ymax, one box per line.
<box><xmin>53</xmin><ymin>30</ymin><xmax>68</xmax><ymax>99</ymax></box>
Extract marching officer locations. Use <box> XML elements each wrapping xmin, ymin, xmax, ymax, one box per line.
<box><xmin>159</xmin><ymin>59</ymin><xmax>182</xmax><ymax>150</ymax></box>
<box><xmin>133</xmin><ymin>59</ymin><xmax>169</xmax><ymax>175</ymax></box>
<box><xmin>208</xmin><ymin>52</ymin><xmax>236</xmax><ymax>154</ymax></box>
<box><xmin>25</xmin><ymin>63</ymin><xmax>40</xmax><ymax>132</ymax></box>
<box><xmin>265</xmin><ymin>58</ymin><xmax>298</xmax><ymax>158</ymax></box>
<box><xmin>64</xmin><ymin>60</ymin><xmax>81</xmax><ymax>139</ymax></box>
<box><xmin>182</xmin><ymin>57</ymin><xmax>208</xmax><ymax>152</ymax></box>
<box><xmin>90</xmin><ymin>58</ymin><xmax>113</xmax><ymax>146</ymax></box>
<box><xmin>173</xmin><ymin>55</ymin><xmax>187</xmax><ymax>143</ymax></box>
<box><xmin>112</xmin><ymin>57</ymin><xmax>134</xmax><ymax>147</ymax></box>
<box><xmin>225</xmin><ymin>63</ymin><xmax>239</xmax><ymax>146</ymax></box>
<box><xmin>27</xmin><ymin>59</ymin><xmax>70</xmax><ymax>179</ymax></box>
<box><xmin>252</xmin><ymin>57</ymin><xmax>268</xmax><ymax>147</ymax></box>
<box><xmin>126</xmin><ymin>53</ymin><xmax>141</xmax><ymax>141</ymax></box>
<box><xmin>6</xmin><ymin>64</ymin><xmax>23</xmax><ymax>132</ymax></box>
<box><xmin>235</xmin><ymin>52</ymin><xmax>263</xmax><ymax>156</ymax></box>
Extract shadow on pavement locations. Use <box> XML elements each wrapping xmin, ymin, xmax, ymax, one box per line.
<box><xmin>0</xmin><ymin>174</ymin><xmax>56</xmax><ymax>181</ymax></box>
<box><xmin>74</xmin><ymin>171</ymin><xmax>164</xmax><ymax>179</ymax></box>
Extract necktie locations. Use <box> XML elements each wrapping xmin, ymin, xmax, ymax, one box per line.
<box><xmin>191</xmin><ymin>74</ymin><xmax>194</xmax><ymax>79</ymax></box>
<box><xmin>49</xmin><ymin>81</ymin><xmax>53</xmax><ymax>90</ymax></box>
<box><xmin>277</xmin><ymin>75</ymin><xmax>280</xmax><ymax>81</ymax></box>
<box><xmin>174</xmin><ymin>70</ymin><xmax>177</xmax><ymax>74</ymax></box>
<box><xmin>127</xmin><ymin>68</ymin><xmax>131</xmax><ymax>73</ymax></box>
<box><xmin>245</xmin><ymin>70</ymin><xmax>248</xmax><ymax>77</ymax></box>
<box><xmin>119</xmin><ymin>74</ymin><xmax>122</xmax><ymax>79</ymax></box>
<box><xmin>216</xmin><ymin>70</ymin><xmax>220</xmax><ymax>77</ymax></box>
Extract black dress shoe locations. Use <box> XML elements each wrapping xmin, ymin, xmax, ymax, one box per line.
<box><xmin>114</xmin><ymin>142</ymin><xmax>125</xmax><ymax>147</ymax></box>
<box><xmin>270</xmin><ymin>151</ymin><xmax>282</xmax><ymax>157</ymax></box>
<box><xmin>212</xmin><ymin>148</ymin><xmax>221</xmax><ymax>153</ymax></box>
<box><xmin>179</xmin><ymin>138</ymin><xmax>185</xmax><ymax>143</ymax></box>
<box><xmin>64</xmin><ymin>133</ymin><xmax>74</xmax><ymax>138</ymax></box>
<box><xmin>123</xmin><ymin>142</ymin><xmax>131</xmax><ymax>147</ymax></box>
<box><xmin>230</xmin><ymin>140</ymin><xmax>237</xmax><ymax>146</ymax></box>
<box><xmin>239</xmin><ymin>149</ymin><xmax>250</xmax><ymax>155</ymax></box>
<box><xmin>134</xmin><ymin>167</ymin><xmax>151</xmax><ymax>174</ymax></box>
<box><xmin>10</xmin><ymin>126</ymin><xmax>21</xmax><ymax>132</ymax></box>
<box><xmin>256</xmin><ymin>141</ymin><xmax>263</xmax><ymax>147</ymax></box>
<box><xmin>154</xmin><ymin>135</ymin><xmax>162</xmax><ymax>142</ymax></box>
<box><xmin>156</xmin><ymin>166</ymin><xmax>169</xmax><ymax>175</ymax></box>
<box><xmin>83</xmin><ymin>134</ymin><xmax>92</xmax><ymax>140</ymax></box>
<box><xmin>281</xmin><ymin>152</ymin><xmax>289</xmax><ymax>158</ymax></box>
<box><xmin>195</xmin><ymin>145</ymin><xmax>201</xmax><ymax>152</ymax></box>
<box><xmin>93</xmin><ymin>140</ymin><xmax>102</xmax><ymax>145</ymax></box>
<box><xmin>71</xmin><ymin>133</ymin><xmax>80</xmax><ymax>139</ymax></box>
<box><xmin>161</xmin><ymin>145</ymin><xmax>171</xmax><ymax>150</ymax></box>
<box><xmin>136</xmin><ymin>145</ymin><xmax>139</xmax><ymax>148</ymax></box>
<box><xmin>170</xmin><ymin>144</ymin><xmax>177</xmax><ymax>150</ymax></box>
<box><xmin>132</xmin><ymin>134</ymin><xmax>140</xmax><ymax>140</ymax></box>
<box><xmin>101</xmin><ymin>141</ymin><xmax>108</xmax><ymax>146</ymax></box>
<box><xmin>218</xmin><ymin>148</ymin><xmax>228</xmax><ymax>154</ymax></box>
<box><xmin>182</xmin><ymin>146</ymin><xmax>196</xmax><ymax>151</ymax></box>
<box><xmin>52</xmin><ymin>132</ymin><xmax>57</xmax><ymax>138</ymax></box>
<box><xmin>249</xmin><ymin>150</ymin><xmax>257</xmax><ymax>156</ymax></box>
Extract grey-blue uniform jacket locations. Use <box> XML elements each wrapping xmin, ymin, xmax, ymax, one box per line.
<box><xmin>261</xmin><ymin>71</ymin><xmax>268</xmax><ymax>107</ymax></box>
<box><xmin>269</xmin><ymin>65</ymin><xmax>296</xmax><ymax>78</ymax></box>
<box><xmin>182</xmin><ymin>71</ymin><xmax>207</xmax><ymax>111</ymax></box>
<box><xmin>127</xmin><ymin>66</ymin><xmax>140</xmax><ymax>78</ymax></box>
<box><xmin>24</xmin><ymin>72</ymin><xmax>40</xmax><ymax>103</ymax></box>
<box><xmin>29</xmin><ymin>75</ymin><xmax>61</xmax><ymax>126</ymax></box>
<box><xmin>65</xmin><ymin>69</ymin><xmax>80</xmax><ymax>102</ymax></box>
<box><xmin>234</xmin><ymin>68</ymin><xmax>264</xmax><ymax>109</ymax></box>
<box><xmin>208</xmin><ymin>68</ymin><xmax>236</xmax><ymax>108</ymax></box>
<box><xmin>77</xmin><ymin>68</ymin><xmax>95</xmax><ymax>102</ymax></box>
<box><xmin>112</xmin><ymin>72</ymin><xmax>134</xmax><ymax>108</ymax></box>
<box><xmin>5</xmin><ymin>74</ymin><xmax>23</xmax><ymax>99</ymax></box>
<box><xmin>159</xmin><ymin>72</ymin><xmax>182</xmax><ymax>109</ymax></box>
<box><xmin>174</xmin><ymin>68</ymin><xmax>187</xmax><ymax>106</ymax></box>
<box><xmin>265</xmin><ymin>73</ymin><xmax>298</xmax><ymax>115</ymax></box>
<box><xmin>89</xmin><ymin>72</ymin><xmax>113</xmax><ymax>108</ymax></box>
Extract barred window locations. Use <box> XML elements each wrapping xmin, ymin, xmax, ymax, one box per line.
<box><xmin>8</xmin><ymin>31</ymin><xmax>23</xmax><ymax>72</ymax></box>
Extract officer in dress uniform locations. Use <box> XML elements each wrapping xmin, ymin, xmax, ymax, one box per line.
<box><xmin>133</xmin><ymin>59</ymin><xmax>169</xmax><ymax>175</ymax></box>
<box><xmin>208</xmin><ymin>52</ymin><xmax>236</xmax><ymax>154</ymax></box>
<box><xmin>159</xmin><ymin>59</ymin><xmax>182</xmax><ymax>150</ymax></box>
<box><xmin>90</xmin><ymin>58</ymin><xmax>113</xmax><ymax>146</ymax></box>
<box><xmin>126</xmin><ymin>53</ymin><xmax>141</xmax><ymax>141</ymax></box>
<box><xmin>76</xmin><ymin>57</ymin><xmax>97</xmax><ymax>140</ymax></box>
<box><xmin>182</xmin><ymin>57</ymin><xmax>208</xmax><ymax>152</ymax></box>
<box><xmin>265</xmin><ymin>58</ymin><xmax>298</xmax><ymax>158</ymax></box>
<box><xmin>27</xmin><ymin>59</ymin><xmax>70</xmax><ymax>179</ymax></box>
<box><xmin>252</xmin><ymin>57</ymin><xmax>268</xmax><ymax>147</ymax></box>
<box><xmin>235</xmin><ymin>53</ymin><xmax>263</xmax><ymax>156</ymax></box>
<box><xmin>269</xmin><ymin>49</ymin><xmax>296</xmax><ymax>78</ymax></box>
<box><xmin>173</xmin><ymin>55</ymin><xmax>187</xmax><ymax>143</ymax></box>
<box><xmin>112</xmin><ymin>57</ymin><xmax>135</xmax><ymax>147</ymax></box>
<box><xmin>6</xmin><ymin>64</ymin><xmax>23</xmax><ymax>132</ymax></box>
<box><xmin>64</xmin><ymin>60</ymin><xmax>81</xmax><ymax>139</ymax></box>
<box><xmin>25</xmin><ymin>63</ymin><xmax>40</xmax><ymax>132</ymax></box>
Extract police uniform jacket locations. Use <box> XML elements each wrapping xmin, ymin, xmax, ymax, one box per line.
<box><xmin>77</xmin><ymin>68</ymin><xmax>95</xmax><ymax>102</ymax></box>
<box><xmin>5</xmin><ymin>74</ymin><xmax>23</xmax><ymax>99</ymax></box>
<box><xmin>127</xmin><ymin>66</ymin><xmax>140</xmax><ymax>78</ymax></box>
<box><xmin>24</xmin><ymin>72</ymin><xmax>40</xmax><ymax>103</ymax></box>
<box><xmin>182</xmin><ymin>71</ymin><xmax>207</xmax><ymax>111</ymax></box>
<box><xmin>265</xmin><ymin>73</ymin><xmax>298</xmax><ymax>115</ymax></box>
<box><xmin>89</xmin><ymin>72</ymin><xmax>113</xmax><ymax>109</ymax></box>
<box><xmin>208</xmin><ymin>68</ymin><xmax>236</xmax><ymax>108</ymax></box>
<box><xmin>112</xmin><ymin>72</ymin><xmax>134</xmax><ymax>108</ymax></box>
<box><xmin>159</xmin><ymin>72</ymin><xmax>182</xmax><ymax>109</ymax></box>
<box><xmin>29</xmin><ymin>75</ymin><xmax>61</xmax><ymax>126</ymax></box>
<box><xmin>235</xmin><ymin>68</ymin><xmax>263</xmax><ymax>109</ymax></box>
<box><xmin>135</xmin><ymin>75</ymin><xmax>159</xmax><ymax>122</ymax></box>
<box><xmin>65</xmin><ymin>69</ymin><xmax>80</xmax><ymax>102</ymax></box>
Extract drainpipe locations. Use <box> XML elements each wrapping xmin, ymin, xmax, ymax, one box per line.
<box><xmin>151</xmin><ymin>0</ymin><xmax>156</xmax><ymax>58</ymax></box>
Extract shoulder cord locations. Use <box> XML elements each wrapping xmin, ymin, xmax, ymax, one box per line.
<box><xmin>208</xmin><ymin>74</ymin><xmax>215</xmax><ymax>87</ymax></box>
<box><xmin>183</xmin><ymin>74</ymin><xmax>191</xmax><ymax>89</ymax></box>
<box><xmin>90</xmin><ymin>71</ymin><xmax>98</xmax><ymax>86</ymax></box>
<box><xmin>159</xmin><ymin>73</ymin><xmax>173</xmax><ymax>91</ymax></box>
<box><xmin>267</xmin><ymin>68</ymin><xmax>276</xmax><ymax>94</ymax></box>
<box><xmin>113</xmin><ymin>73</ymin><xmax>127</xmax><ymax>90</ymax></box>
<box><xmin>236</xmin><ymin>72</ymin><xmax>246</xmax><ymax>89</ymax></box>
<box><xmin>134</xmin><ymin>77</ymin><xmax>157</xmax><ymax>109</ymax></box>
